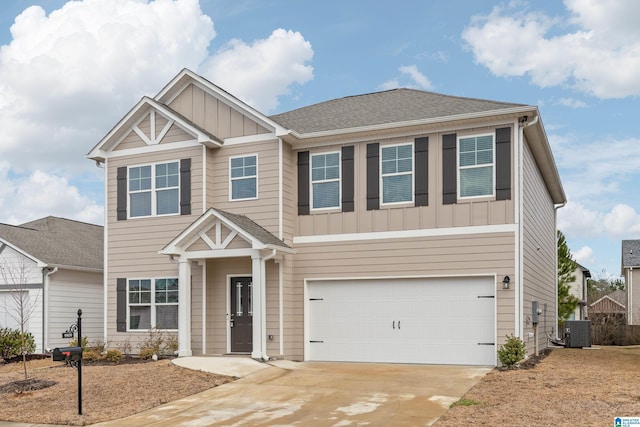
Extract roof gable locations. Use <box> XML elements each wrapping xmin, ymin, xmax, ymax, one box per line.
<box><xmin>0</xmin><ymin>217</ymin><xmax>103</xmax><ymax>270</ymax></box>
<box><xmin>622</xmin><ymin>240</ymin><xmax>640</xmax><ymax>267</ymax></box>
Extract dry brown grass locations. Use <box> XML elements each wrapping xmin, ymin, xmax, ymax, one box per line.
<box><xmin>0</xmin><ymin>357</ymin><xmax>233</xmax><ymax>426</ymax></box>
<box><xmin>436</xmin><ymin>346</ymin><xmax>640</xmax><ymax>426</ymax></box>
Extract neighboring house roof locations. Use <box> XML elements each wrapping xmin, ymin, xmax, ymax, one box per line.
<box><xmin>576</xmin><ymin>262</ymin><xmax>592</xmax><ymax>278</ymax></box>
<box><xmin>269</xmin><ymin>88</ymin><xmax>526</xmax><ymax>135</ymax></box>
<box><xmin>589</xmin><ymin>290</ymin><xmax>627</xmax><ymax>314</ymax></box>
<box><xmin>0</xmin><ymin>217</ymin><xmax>103</xmax><ymax>271</ymax></box>
<box><xmin>622</xmin><ymin>240</ymin><xmax>640</xmax><ymax>268</ymax></box>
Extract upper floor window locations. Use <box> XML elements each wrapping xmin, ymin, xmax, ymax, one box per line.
<box><xmin>128</xmin><ymin>278</ymin><xmax>178</xmax><ymax>330</ymax></box>
<box><xmin>311</xmin><ymin>152</ymin><xmax>340</xmax><ymax>210</ymax></box>
<box><xmin>458</xmin><ymin>134</ymin><xmax>494</xmax><ymax>198</ymax></box>
<box><xmin>129</xmin><ymin>161</ymin><xmax>179</xmax><ymax>217</ymax></box>
<box><xmin>381</xmin><ymin>143</ymin><xmax>413</xmax><ymax>204</ymax></box>
<box><xmin>230</xmin><ymin>155</ymin><xmax>258</xmax><ymax>200</ymax></box>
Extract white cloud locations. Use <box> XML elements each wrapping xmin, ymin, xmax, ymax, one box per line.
<box><xmin>558</xmin><ymin>202</ymin><xmax>640</xmax><ymax>239</ymax></box>
<box><xmin>200</xmin><ymin>29</ymin><xmax>313</xmax><ymax>113</ymax></box>
<box><xmin>0</xmin><ymin>0</ymin><xmax>314</xmax><ymax>224</ymax></box>
<box><xmin>556</xmin><ymin>97</ymin><xmax>587</xmax><ymax>108</ymax></box>
<box><xmin>380</xmin><ymin>64</ymin><xmax>433</xmax><ymax>91</ymax></box>
<box><xmin>462</xmin><ymin>0</ymin><xmax>640</xmax><ymax>98</ymax></box>
<box><xmin>573</xmin><ymin>246</ymin><xmax>595</xmax><ymax>266</ymax></box>
<box><xmin>0</xmin><ymin>166</ymin><xmax>103</xmax><ymax>225</ymax></box>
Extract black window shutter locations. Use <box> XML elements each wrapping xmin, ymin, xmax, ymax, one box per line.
<box><xmin>116</xmin><ymin>167</ymin><xmax>127</xmax><ymax>220</ymax></box>
<box><xmin>298</xmin><ymin>151</ymin><xmax>310</xmax><ymax>215</ymax></box>
<box><xmin>366</xmin><ymin>143</ymin><xmax>380</xmax><ymax>210</ymax></box>
<box><xmin>495</xmin><ymin>127</ymin><xmax>511</xmax><ymax>200</ymax></box>
<box><xmin>414</xmin><ymin>137</ymin><xmax>429</xmax><ymax>206</ymax></box>
<box><xmin>442</xmin><ymin>133</ymin><xmax>457</xmax><ymax>205</ymax></box>
<box><xmin>116</xmin><ymin>278</ymin><xmax>127</xmax><ymax>332</ymax></box>
<box><xmin>342</xmin><ymin>146</ymin><xmax>354</xmax><ymax>212</ymax></box>
<box><xmin>180</xmin><ymin>158</ymin><xmax>191</xmax><ymax>215</ymax></box>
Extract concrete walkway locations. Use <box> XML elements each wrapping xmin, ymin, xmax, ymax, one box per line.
<box><xmin>89</xmin><ymin>358</ymin><xmax>490</xmax><ymax>426</ymax></box>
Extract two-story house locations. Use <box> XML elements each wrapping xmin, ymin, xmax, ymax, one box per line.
<box><xmin>87</xmin><ymin>69</ymin><xmax>565</xmax><ymax>366</ymax></box>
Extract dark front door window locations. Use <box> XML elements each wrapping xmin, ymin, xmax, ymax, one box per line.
<box><xmin>230</xmin><ymin>277</ymin><xmax>252</xmax><ymax>352</ymax></box>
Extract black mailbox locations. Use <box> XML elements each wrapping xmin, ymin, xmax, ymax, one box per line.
<box><xmin>53</xmin><ymin>346</ymin><xmax>82</xmax><ymax>362</ymax></box>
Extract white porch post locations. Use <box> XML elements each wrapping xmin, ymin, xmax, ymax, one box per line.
<box><xmin>251</xmin><ymin>253</ymin><xmax>263</xmax><ymax>359</ymax></box>
<box><xmin>178</xmin><ymin>258</ymin><xmax>192</xmax><ymax>357</ymax></box>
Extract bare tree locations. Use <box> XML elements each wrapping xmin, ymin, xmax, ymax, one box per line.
<box><xmin>0</xmin><ymin>256</ymin><xmax>40</xmax><ymax>380</ymax></box>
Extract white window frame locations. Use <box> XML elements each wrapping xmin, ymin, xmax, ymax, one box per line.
<box><xmin>380</xmin><ymin>142</ymin><xmax>414</xmax><ymax>206</ymax></box>
<box><xmin>310</xmin><ymin>151</ymin><xmax>342</xmax><ymax>211</ymax></box>
<box><xmin>229</xmin><ymin>154</ymin><xmax>259</xmax><ymax>201</ymax></box>
<box><xmin>457</xmin><ymin>133</ymin><xmax>495</xmax><ymax>200</ymax></box>
<box><xmin>127</xmin><ymin>277</ymin><xmax>178</xmax><ymax>331</ymax></box>
<box><xmin>128</xmin><ymin>161</ymin><xmax>180</xmax><ymax>218</ymax></box>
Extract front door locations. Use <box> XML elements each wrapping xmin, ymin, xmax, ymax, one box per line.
<box><xmin>230</xmin><ymin>277</ymin><xmax>252</xmax><ymax>353</ymax></box>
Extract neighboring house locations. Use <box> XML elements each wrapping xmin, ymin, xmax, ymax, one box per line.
<box><xmin>0</xmin><ymin>217</ymin><xmax>103</xmax><ymax>353</ymax></box>
<box><xmin>589</xmin><ymin>290</ymin><xmax>627</xmax><ymax>324</ymax></box>
<box><xmin>87</xmin><ymin>69</ymin><xmax>565</xmax><ymax>366</ymax></box>
<box><xmin>622</xmin><ymin>240</ymin><xmax>640</xmax><ymax>324</ymax></box>
<box><xmin>569</xmin><ymin>263</ymin><xmax>591</xmax><ymax>320</ymax></box>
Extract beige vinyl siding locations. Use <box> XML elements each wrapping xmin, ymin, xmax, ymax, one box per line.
<box><xmin>296</xmin><ymin>128</ymin><xmax>515</xmax><ymax>237</ymax></box>
<box><xmin>207</xmin><ymin>139</ymin><xmax>281</xmax><ymax>236</ymax></box>
<box><xmin>522</xmin><ymin>139</ymin><xmax>557</xmax><ymax>354</ymax></box>
<box><xmin>48</xmin><ymin>269</ymin><xmax>103</xmax><ymax>350</ymax></box>
<box><xmin>191</xmin><ymin>263</ymin><xmax>203</xmax><ymax>355</ymax></box>
<box><xmin>629</xmin><ymin>269</ymin><xmax>640</xmax><ymax>324</ymax></box>
<box><xmin>168</xmin><ymin>83</ymin><xmax>270</xmax><ymax>139</ymax></box>
<box><xmin>291</xmin><ymin>232</ymin><xmax>515</xmax><ymax>360</ymax></box>
<box><xmin>265</xmin><ymin>260</ymin><xmax>280</xmax><ymax>356</ymax></box>
<box><xmin>114</xmin><ymin>129</ymin><xmax>147</xmax><ymax>151</ymax></box>
<box><xmin>105</xmin><ymin>145</ymin><xmax>203</xmax><ymax>349</ymax></box>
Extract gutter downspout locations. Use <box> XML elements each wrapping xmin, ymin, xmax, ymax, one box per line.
<box><xmin>260</xmin><ymin>249</ymin><xmax>277</xmax><ymax>361</ymax></box>
<box><xmin>517</xmin><ymin>114</ymin><xmax>540</xmax><ymax>340</ymax></box>
<box><xmin>43</xmin><ymin>266</ymin><xmax>58</xmax><ymax>352</ymax></box>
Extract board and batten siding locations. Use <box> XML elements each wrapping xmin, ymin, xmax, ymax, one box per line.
<box><xmin>295</xmin><ymin>127</ymin><xmax>515</xmax><ymax>237</ymax></box>
<box><xmin>291</xmin><ymin>232</ymin><xmax>515</xmax><ymax>361</ymax></box>
<box><xmin>522</xmin><ymin>139</ymin><xmax>557</xmax><ymax>354</ymax></box>
<box><xmin>48</xmin><ymin>269</ymin><xmax>103</xmax><ymax>350</ymax></box>
<box><xmin>106</xmin><ymin>145</ymin><xmax>203</xmax><ymax>349</ymax></box>
<box><xmin>205</xmin><ymin>139</ymin><xmax>281</xmax><ymax>237</ymax></box>
<box><xmin>168</xmin><ymin>83</ymin><xmax>270</xmax><ymax>140</ymax></box>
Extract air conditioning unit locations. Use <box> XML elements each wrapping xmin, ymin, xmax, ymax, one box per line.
<box><xmin>564</xmin><ymin>320</ymin><xmax>592</xmax><ymax>348</ymax></box>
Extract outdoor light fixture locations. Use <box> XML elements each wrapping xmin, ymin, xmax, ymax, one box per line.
<box><xmin>502</xmin><ymin>276</ymin><xmax>511</xmax><ymax>289</ymax></box>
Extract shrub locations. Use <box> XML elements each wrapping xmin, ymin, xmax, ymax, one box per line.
<box><xmin>104</xmin><ymin>349</ymin><xmax>122</xmax><ymax>363</ymax></box>
<box><xmin>164</xmin><ymin>334</ymin><xmax>178</xmax><ymax>355</ymax></box>
<box><xmin>0</xmin><ymin>327</ymin><xmax>36</xmax><ymax>360</ymax></box>
<box><xmin>83</xmin><ymin>350</ymin><xmax>102</xmax><ymax>361</ymax></box>
<box><xmin>69</xmin><ymin>336</ymin><xmax>89</xmax><ymax>352</ymax></box>
<box><xmin>498</xmin><ymin>334</ymin><xmax>527</xmax><ymax>368</ymax></box>
<box><xmin>139</xmin><ymin>328</ymin><xmax>178</xmax><ymax>357</ymax></box>
<box><xmin>139</xmin><ymin>347</ymin><xmax>155</xmax><ymax>360</ymax></box>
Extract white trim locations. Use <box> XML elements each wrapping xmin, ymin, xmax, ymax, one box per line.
<box><xmin>293</xmin><ymin>223</ymin><xmax>517</xmax><ymax>244</ymax></box>
<box><xmin>104</xmin><ymin>139</ymin><xmax>201</xmax><ymax>159</ymax></box>
<box><xmin>201</xmin><ymin>261</ymin><xmax>206</xmax><ymax>355</ymax></box>
<box><xmin>128</xmin><ymin>160</ymin><xmax>181</xmax><ymax>219</ymax></box>
<box><xmin>126</xmin><ymin>277</ymin><xmax>179</xmax><ymax>332</ymax></box>
<box><xmin>310</xmin><ymin>150</ymin><xmax>342</xmax><ymax>211</ymax></box>
<box><xmin>457</xmin><ymin>132</ymin><xmax>496</xmax><ymax>201</ymax></box>
<box><xmin>225</xmin><ymin>133</ymin><xmax>278</xmax><ymax>146</ymax></box>
<box><xmin>380</xmin><ymin>141</ymin><xmax>414</xmax><ymax>207</ymax></box>
<box><xmin>229</xmin><ymin>153</ymin><xmax>259</xmax><ymax>201</ymax></box>
<box><xmin>278</xmin><ymin>138</ymin><xmax>283</xmax><ymax>240</ymax></box>
<box><xmin>103</xmin><ymin>158</ymin><xmax>109</xmax><ymax>346</ymax></box>
<box><xmin>202</xmin><ymin>144</ymin><xmax>207</xmax><ymax>213</ymax></box>
<box><xmin>517</xmin><ymin>120</ymin><xmax>524</xmax><ymax>339</ymax></box>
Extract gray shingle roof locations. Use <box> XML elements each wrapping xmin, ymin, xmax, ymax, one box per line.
<box><xmin>0</xmin><ymin>217</ymin><xmax>103</xmax><ymax>270</ymax></box>
<box><xmin>622</xmin><ymin>240</ymin><xmax>640</xmax><ymax>267</ymax></box>
<box><xmin>215</xmin><ymin>210</ymin><xmax>291</xmax><ymax>249</ymax></box>
<box><xmin>269</xmin><ymin>88</ymin><xmax>526</xmax><ymax>134</ymax></box>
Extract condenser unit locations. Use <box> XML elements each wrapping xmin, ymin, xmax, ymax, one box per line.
<box><xmin>564</xmin><ymin>320</ymin><xmax>592</xmax><ymax>348</ymax></box>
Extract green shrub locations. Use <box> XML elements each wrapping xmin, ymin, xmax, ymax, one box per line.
<box><xmin>498</xmin><ymin>334</ymin><xmax>527</xmax><ymax>368</ymax></box>
<box><xmin>0</xmin><ymin>327</ymin><xmax>36</xmax><ymax>360</ymax></box>
<box><xmin>104</xmin><ymin>349</ymin><xmax>122</xmax><ymax>363</ymax></box>
<box><xmin>69</xmin><ymin>335</ymin><xmax>89</xmax><ymax>352</ymax></box>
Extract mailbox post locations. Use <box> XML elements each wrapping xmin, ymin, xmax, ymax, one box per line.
<box><xmin>54</xmin><ymin>309</ymin><xmax>83</xmax><ymax>415</ymax></box>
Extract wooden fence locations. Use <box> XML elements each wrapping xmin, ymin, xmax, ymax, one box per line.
<box><xmin>592</xmin><ymin>324</ymin><xmax>640</xmax><ymax>346</ymax></box>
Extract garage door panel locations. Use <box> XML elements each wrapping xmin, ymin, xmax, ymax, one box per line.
<box><xmin>307</xmin><ymin>277</ymin><xmax>495</xmax><ymax>365</ymax></box>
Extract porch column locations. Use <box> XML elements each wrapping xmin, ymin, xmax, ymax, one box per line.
<box><xmin>178</xmin><ymin>258</ymin><xmax>192</xmax><ymax>357</ymax></box>
<box><xmin>251</xmin><ymin>253</ymin><xmax>263</xmax><ymax>359</ymax></box>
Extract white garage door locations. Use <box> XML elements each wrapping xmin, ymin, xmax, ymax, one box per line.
<box><xmin>307</xmin><ymin>277</ymin><xmax>495</xmax><ymax>365</ymax></box>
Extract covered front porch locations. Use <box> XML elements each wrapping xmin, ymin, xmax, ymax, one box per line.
<box><xmin>159</xmin><ymin>208</ymin><xmax>294</xmax><ymax>359</ymax></box>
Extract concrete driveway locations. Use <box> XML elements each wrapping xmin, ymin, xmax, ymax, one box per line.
<box><xmin>94</xmin><ymin>359</ymin><xmax>490</xmax><ymax>426</ymax></box>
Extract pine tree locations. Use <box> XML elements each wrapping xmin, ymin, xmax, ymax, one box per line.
<box><xmin>557</xmin><ymin>230</ymin><xmax>579</xmax><ymax>327</ymax></box>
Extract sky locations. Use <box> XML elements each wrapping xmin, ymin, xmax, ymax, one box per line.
<box><xmin>0</xmin><ymin>0</ymin><xmax>638</xmax><ymax>278</ymax></box>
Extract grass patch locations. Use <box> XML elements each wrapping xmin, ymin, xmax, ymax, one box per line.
<box><xmin>450</xmin><ymin>398</ymin><xmax>481</xmax><ymax>408</ymax></box>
